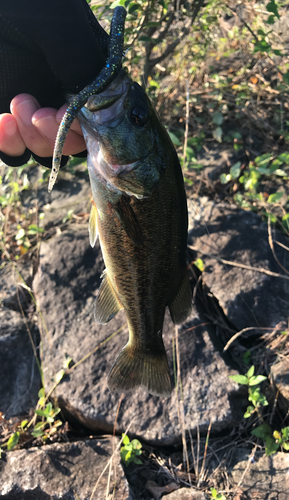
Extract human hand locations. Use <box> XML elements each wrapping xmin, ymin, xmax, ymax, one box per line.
<box><xmin>0</xmin><ymin>93</ymin><xmax>86</xmax><ymax>159</ymax></box>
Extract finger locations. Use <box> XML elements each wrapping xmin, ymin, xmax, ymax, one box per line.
<box><xmin>32</xmin><ymin>107</ymin><xmax>86</xmax><ymax>155</ymax></box>
<box><xmin>0</xmin><ymin>113</ymin><xmax>26</xmax><ymax>156</ymax></box>
<box><xmin>10</xmin><ymin>94</ymin><xmax>53</xmax><ymax>158</ymax></box>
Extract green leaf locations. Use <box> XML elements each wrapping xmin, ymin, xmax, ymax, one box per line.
<box><xmin>139</xmin><ymin>35</ymin><xmax>156</xmax><ymax>43</ymax></box>
<box><xmin>27</xmin><ymin>224</ymin><xmax>44</xmax><ymax>235</ymax></box>
<box><xmin>133</xmin><ymin>457</ymin><xmax>142</xmax><ymax>464</ymax></box>
<box><xmin>251</xmin><ymin>424</ymin><xmax>271</xmax><ymax>439</ymax></box>
<box><xmin>244</xmin><ymin>406</ymin><xmax>255</xmax><ymax>418</ymax></box>
<box><xmin>248</xmin><ymin>375</ymin><xmax>267</xmax><ymax>386</ymax></box>
<box><xmin>212</xmin><ymin>112</ymin><xmax>223</xmax><ymax>125</ymax></box>
<box><xmin>110</xmin><ymin>0</ymin><xmax>126</xmax><ymax>8</ymax></box>
<box><xmin>7</xmin><ymin>432</ymin><xmax>20</xmax><ymax>450</ymax></box>
<box><xmin>268</xmin><ymin>192</ymin><xmax>284</xmax><ymax>204</ymax></box>
<box><xmin>265</xmin><ymin>436</ymin><xmax>280</xmax><ymax>456</ymax></box>
<box><xmin>213</xmin><ymin>126</ymin><xmax>222</xmax><ymax>143</ymax></box>
<box><xmin>38</xmin><ymin>388</ymin><xmax>45</xmax><ymax>399</ymax></box>
<box><xmin>31</xmin><ymin>429</ymin><xmax>45</xmax><ymax>438</ymax></box>
<box><xmin>15</xmin><ymin>228</ymin><xmax>25</xmax><ymax>240</ymax></box>
<box><xmin>194</xmin><ymin>258</ymin><xmax>204</xmax><ymax>272</ymax></box>
<box><xmin>35</xmin><ymin>409</ymin><xmax>48</xmax><ymax>418</ymax></box>
<box><xmin>281</xmin><ymin>427</ymin><xmax>289</xmax><ymax>440</ymax></box>
<box><xmin>33</xmin><ymin>421</ymin><xmax>47</xmax><ymax>431</ymax></box>
<box><xmin>254</xmin><ymin>153</ymin><xmax>272</xmax><ymax>167</ymax></box>
<box><xmin>229</xmin><ymin>374</ymin><xmax>248</xmax><ymax>385</ymax></box>
<box><xmin>143</xmin><ymin>21</ymin><xmax>160</xmax><ymax>28</ymax></box>
<box><xmin>20</xmin><ymin>420</ymin><xmax>28</xmax><ymax>429</ymax></box>
<box><xmin>266</xmin><ymin>14</ymin><xmax>275</xmax><ymax>24</ymax></box>
<box><xmin>247</xmin><ymin>365</ymin><xmax>255</xmax><ymax>378</ymax></box>
<box><xmin>277</xmin><ymin>153</ymin><xmax>289</xmax><ymax>164</ymax></box>
<box><xmin>266</xmin><ymin>0</ymin><xmax>280</xmax><ymax>19</ymax></box>
<box><xmin>131</xmin><ymin>439</ymin><xmax>142</xmax><ymax>450</ymax></box>
<box><xmin>168</xmin><ymin>131</ymin><xmax>181</xmax><ymax>146</ymax></box>
<box><xmin>230</xmin><ymin>161</ymin><xmax>241</xmax><ymax>179</ymax></box>
<box><xmin>220</xmin><ymin>173</ymin><xmax>231</xmax><ymax>184</ymax></box>
<box><xmin>122</xmin><ymin>434</ymin><xmax>130</xmax><ymax>446</ymax></box>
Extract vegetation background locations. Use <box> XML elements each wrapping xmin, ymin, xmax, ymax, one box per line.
<box><xmin>0</xmin><ymin>0</ymin><xmax>289</xmax><ymax>498</ymax></box>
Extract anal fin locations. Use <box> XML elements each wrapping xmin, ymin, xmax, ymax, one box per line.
<box><xmin>169</xmin><ymin>271</ymin><xmax>192</xmax><ymax>325</ymax></box>
<box><xmin>89</xmin><ymin>202</ymin><xmax>98</xmax><ymax>248</ymax></box>
<box><xmin>95</xmin><ymin>270</ymin><xmax>123</xmax><ymax>324</ymax></box>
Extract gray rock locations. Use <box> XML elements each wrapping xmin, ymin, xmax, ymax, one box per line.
<box><xmin>230</xmin><ymin>450</ymin><xmax>289</xmax><ymax>500</ymax></box>
<box><xmin>32</xmin><ymin>229</ymin><xmax>243</xmax><ymax>445</ymax></box>
<box><xmin>0</xmin><ymin>438</ymin><xmax>130</xmax><ymax>500</ymax></box>
<box><xmin>0</xmin><ymin>307</ymin><xmax>40</xmax><ymax>418</ymax></box>
<box><xmin>164</xmin><ymin>489</ymin><xmax>206</xmax><ymax>500</ymax></box>
<box><xmin>188</xmin><ymin>198</ymin><xmax>289</xmax><ymax>331</ymax></box>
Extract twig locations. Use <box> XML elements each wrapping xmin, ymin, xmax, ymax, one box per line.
<box><xmin>223</xmin><ymin>326</ymin><xmax>284</xmax><ymax>351</ymax></box>
<box><xmin>197</xmin><ymin>420</ymin><xmax>212</xmax><ymax>487</ymax></box>
<box><xmin>187</xmin><ymin>244</ymin><xmax>289</xmax><ymax>281</ymax></box>
<box><xmin>182</xmin><ymin>80</ymin><xmax>190</xmax><ymax>169</ymax></box>
<box><xmin>268</xmin><ymin>218</ymin><xmax>289</xmax><ymax>275</ymax></box>
<box><xmin>275</xmin><ymin>240</ymin><xmax>289</xmax><ymax>252</ymax></box>
<box><xmin>175</xmin><ymin>325</ymin><xmax>191</xmax><ymax>484</ymax></box>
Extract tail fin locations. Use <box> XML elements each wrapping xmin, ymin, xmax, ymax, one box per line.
<box><xmin>108</xmin><ymin>344</ymin><xmax>171</xmax><ymax>397</ymax></box>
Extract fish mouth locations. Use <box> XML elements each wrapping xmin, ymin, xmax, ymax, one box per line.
<box><xmin>78</xmin><ymin>69</ymin><xmax>132</xmax><ymax>130</ymax></box>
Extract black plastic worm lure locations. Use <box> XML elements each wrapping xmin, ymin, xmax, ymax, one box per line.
<box><xmin>48</xmin><ymin>6</ymin><xmax>126</xmax><ymax>193</ymax></box>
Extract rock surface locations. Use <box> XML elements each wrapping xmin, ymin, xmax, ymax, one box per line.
<box><xmin>32</xmin><ymin>228</ymin><xmax>242</xmax><ymax>445</ymax></box>
<box><xmin>0</xmin><ymin>307</ymin><xmax>40</xmax><ymax>418</ymax></box>
<box><xmin>0</xmin><ymin>258</ymin><xmax>41</xmax><ymax>418</ymax></box>
<box><xmin>230</xmin><ymin>449</ymin><xmax>289</xmax><ymax>500</ymax></box>
<box><xmin>188</xmin><ymin>198</ymin><xmax>289</xmax><ymax>331</ymax></box>
<box><xmin>164</xmin><ymin>489</ymin><xmax>206</xmax><ymax>500</ymax></box>
<box><xmin>0</xmin><ymin>438</ymin><xmax>129</xmax><ymax>500</ymax></box>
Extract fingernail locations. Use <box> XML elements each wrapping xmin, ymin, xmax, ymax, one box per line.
<box><xmin>4</xmin><ymin>119</ymin><xmax>17</xmax><ymax>137</ymax></box>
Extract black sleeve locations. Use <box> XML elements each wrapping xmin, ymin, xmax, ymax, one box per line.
<box><xmin>0</xmin><ymin>0</ymin><xmax>109</xmax><ymax>168</ymax></box>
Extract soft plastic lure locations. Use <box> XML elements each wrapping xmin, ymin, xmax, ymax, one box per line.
<box><xmin>48</xmin><ymin>6</ymin><xmax>126</xmax><ymax>193</ymax></box>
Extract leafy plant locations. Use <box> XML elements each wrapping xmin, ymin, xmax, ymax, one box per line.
<box><xmin>210</xmin><ymin>488</ymin><xmax>227</xmax><ymax>500</ymax></box>
<box><xmin>230</xmin><ymin>365</ymin><xmax>268</xmax><ymax>419</ymax></box>
<box><xmin>120</xmin><ymin>434</ymin><xmax>142</xmax><ymax>465</ymax></box>
<box><xmin>229</xmin><ymin>366</ymin><xmax>289</xmax><ymax>456</ymax></box>
<box><xmin>0</xmin><ymin>388</ymin><xmax>63</xmax><ymax>456</ymax></box>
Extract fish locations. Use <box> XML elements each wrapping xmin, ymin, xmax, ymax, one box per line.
<box><xmin>78</xmin><ymin>68</ymin><xmax>192</xmax><ymax>397</ymax></box>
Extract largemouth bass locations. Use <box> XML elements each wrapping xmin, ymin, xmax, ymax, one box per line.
<box><xmin>78</xmin><ymin>69</ymin><xmax>192</xmax><ymax>397</ymax></box>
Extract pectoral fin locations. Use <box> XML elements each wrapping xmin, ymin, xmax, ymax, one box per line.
<box><xmin>89</xmin><ymin>203</ymin><xmax>98</xmax><ymax>248</ymax></box>
<box><xmin>95</xmin><ymin>270</ymin><xmax>123</xmax><ymax>324</ymax></box>
<box><xmin>168</xmin><ymin>271</ymin><xmax>192</xmax><ymax>325</ymax></box>
<box><xmin>114</xmin><ymin>196</ymin><xmax>143</xmax><ymax>246</ymax></box>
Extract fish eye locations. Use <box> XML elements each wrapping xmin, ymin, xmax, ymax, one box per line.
<box><xmin>130</xmin><ymin>106</ymin><xmax>149</xmax><ymax>127</ymax></box>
